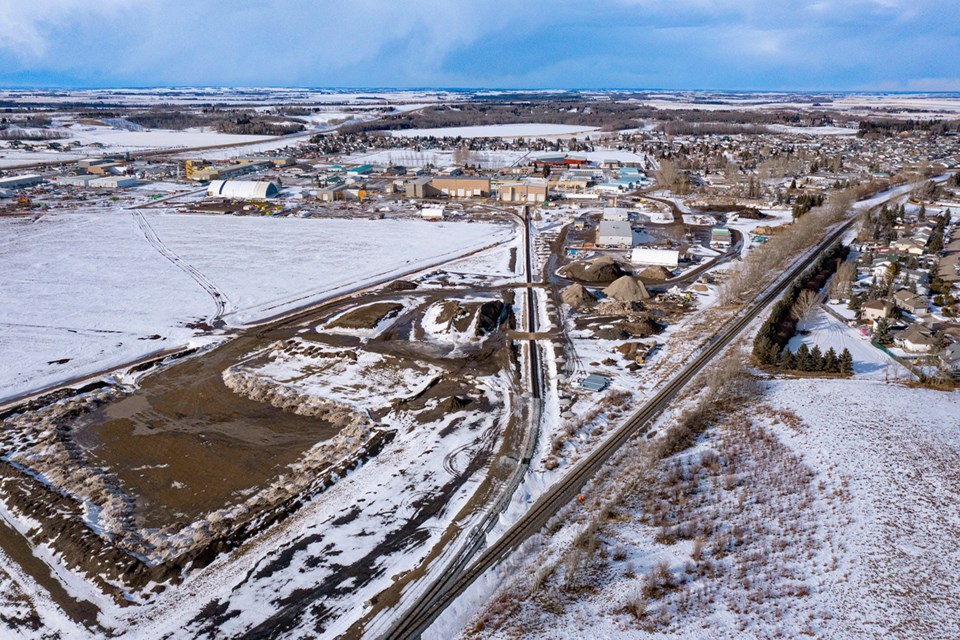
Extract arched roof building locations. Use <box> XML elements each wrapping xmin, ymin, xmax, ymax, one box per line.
<box><xmin>207</xmin><ymin>180</ymin><xmax>280</xmax><ymax>200</ymax></box>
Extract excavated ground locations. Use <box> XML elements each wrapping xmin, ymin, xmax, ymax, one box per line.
<box><xmin>0</xmin><ymin>285</ymin><xmax>517</xmax><ymax>609</ymax></box>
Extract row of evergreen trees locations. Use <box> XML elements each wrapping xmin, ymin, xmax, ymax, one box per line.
<box><xmin>791</xmin><ymin>192</ymin><xmax>825</xmax><ymax>218</ymax></box>
<box><xmin>929</xmin><ymin>210</ymin><xmax>953</xmax><ymax>254</ymax></box>
<box><xmin>780</xmin><ymin>344</ymin><xmax>853</xmax><ymax>374</ymax></box>
<box><xmin>753</xmin><ymin>243</ymin><xmax>846</xmax><ymax>365</ymax></box>
<box><xmin>753</xmin><ymin>298</ymin><xmax>794</xmax><ymax>365</ymax></box>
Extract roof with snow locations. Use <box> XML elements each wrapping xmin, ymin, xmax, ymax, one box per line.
<box><xmin>207</xmin><ymin>180</ymin><xmax>280</xmax><ymax>200</ymax></box>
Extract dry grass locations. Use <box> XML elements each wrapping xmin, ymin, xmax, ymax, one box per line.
<box><xmin>462</xmin><ymin>350</ymin><xmax>844</xmax><ymax>639</ymax></box>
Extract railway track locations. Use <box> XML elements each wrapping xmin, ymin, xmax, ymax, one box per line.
<box><xmin>382</xmin><ymin>212</ymin><xmax>860</xmax><ymax>640</ymax></box>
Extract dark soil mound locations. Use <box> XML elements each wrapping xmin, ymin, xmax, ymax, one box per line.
<box><xmin>558</xmin><ymin>256</ymin><xmax>626</xmax><ymax>283</ymax></box>
<box><xmin>637</xmin><ymin>266</ymin><xmax>673</xmax><ymax>282</ymax></box>
<box><xmin>386</xmin><ymin>279</ymin><xmax>418</xmax><ymax>291</ymax></box>
<box><xmin>561</xmin><ymin>283</ymin><xmax>595</xmax><ymax>310</ymax></box>
<box><xmin>329</xmin><ymin>303</ymin><xmax>403</xmax><ymax>330</ymax></box>
<box><xmin>475</xmin><ymin>301</ymin><xmax>507</xmax><ymax>335</ymax></box>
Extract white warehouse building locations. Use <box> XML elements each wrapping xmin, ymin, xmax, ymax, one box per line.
<box><xmin>89</xmin><ymin>176</ymin><xmax>138</xmax><ymax>188</ymax></box>
<box><xmin>602</xmin><ymin>207</ymin><xmax>630</xmax><ymax>221</ymax></box>
<box><xmin>597</xmin><ymin>220</ymin><xmax>635</xmax><ymax>247</ymax></box>
<box><xmin>0</xmin><ymin>174</ymin><xmax>44</xmax><ymax>189</ymax></box>
<box><xmin>207</xmin><ymin>180</ymin><xmax>280</xmax><ymax>200</ymax></box>
<box><xmin>631</xmin><ymin>247</ymin><xmax>680</xmax><ymax>268</ymax></box>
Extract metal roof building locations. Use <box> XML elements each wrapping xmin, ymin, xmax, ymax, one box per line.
<box><xmin>631</xmin><ymin>248</ymin><xmax>680</xmax><ymax>268</ymax></box>
<box><xmin>579</xmin><ymin>374</ymin><xmax>610</xmax><ymax>392</ymax></box>
<box><xmin>602</xmin><ymin>207</ymin><xmax>630</xmax><ymax>221</ymax></box>
<box><xmin>0</xmin><ymin>174</ymin><xmax>44</xmax><ymax>189</ymax></box>
<box><xmin>89</xmin><ymin>176</ymin><xmax>138</xmax><ymax>188</ymax></box>
<box><xmin>597</xmin><ymin>220</ymin><xmax>635</xmax><ymax>247</ymax></box>
<box><xmin>207</xmin><ymin>180</ymin><xmax>280</xmax><ymax>200</ymax></box>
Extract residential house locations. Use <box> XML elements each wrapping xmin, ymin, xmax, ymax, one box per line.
<box><xmin>893</xmin><ymin>289</ymin><xmax>929</xmax><ymax>315</ymax></box>
<box><xmin>939</xmin><ymin>342</ymin><xmax>960</xmax><ymax>377</ymax></box>
<box><xmin>862</xmin><ymin>299</ymin><xmax>893</xmax><ymax>322</ymax></box>
<box><xmin>894</xmin><ymin>324</ymin><xmax>937</xmax><ymax>353</ymax></box>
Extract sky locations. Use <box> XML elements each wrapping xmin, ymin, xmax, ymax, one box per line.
<box><xmin>0</xmin><ymin>0</ymin><xmax>958</xmax><ymax>91</ymax></box>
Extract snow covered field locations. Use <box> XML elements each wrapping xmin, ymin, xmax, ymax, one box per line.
<box><xmin>391</xmin><ymin>124</ymin><xmax>599</xmax><ymax>139</ymax></box>
<box><xmin>0</xmin><ymin>126</ymin><xmax>281</xmax><ymax>168</ymax></box>
<box><xmin>442</xmin><ymin>375</ymin><xmax>960</xmax><ymax>640</ymax></box>
<box><xmin>787</xmin><ymin>307</ymin><xmax>911</xmax><ymax>380</ymax></box>
<box><xmin>0</xmin><ymin>210</ymin><xmax>511</xmax><ymax>401</ymax></box>
<box><xmin>62</xmin><ymin>125</ymin><xmax>274</xmax><ymax>152</ymax></box>
<box><xmin>765</xmin><ymin>378</ymin><xmax>960</xmax><ymax>640</ymax></box>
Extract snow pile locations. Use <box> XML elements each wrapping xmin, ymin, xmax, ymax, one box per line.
<box><xmin>420</xmin><ymin>299</ymin><xmax>507</xmax><ymax>347</ymax></box>
<box><xmin>390</xmin><ymin>124</ymin><xmax>599</xmax><ymax>139</ymax></box>
<box><xmin>225</xmin><ymin>338</ymin><xmax>442</xmax><ymax>414</ymax></box>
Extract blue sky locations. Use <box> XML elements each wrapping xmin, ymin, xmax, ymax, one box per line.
<box><xmin>1</xmin><ymin>0</ymin><xmax>958</xmax><ymax>90</ymax></box>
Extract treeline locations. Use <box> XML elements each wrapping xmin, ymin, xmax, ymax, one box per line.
<box><xmin>0</xmin><ymin>129</ymin><xmax>64</xmax><ymax>141</ymax></box>
<box><xmin>0</xmin><ymin>115</ymin><xmax>52</xmax><ymax>127</ymax></box>
<box><xmin>780</xmin><ymin>344</ymin><xmax>853</xmax><ymax>374</ymax></box>
<box><xmin>341</xmin><ymin>100</ymin><xmax>850</xmax><ymax>135</ymax></box>
<box><xmin>341</xmin><ymin>102</ymin><xmax>659</xmax><ymax>134</ymax></box>
<box><xmin>791</xmin><ymin>192</ymin><xmax>825</xmax><ymax>218</ymax></box>
<box><xmin>81</xmin><ymin>109</ymin><xmax>307</xmax><ymax>136</ymax></box>
<box><xmin>858</xmin><ymin>118</ymin><xmax>960</xmax><ymax>137</ymax></box>
<box><xmin>929</xmin><ymin>210</ymin><xmax>953</xmax><ymax>254</ymax></box>
<box><xmin>659</xmin><ymin>122</ymin><xmax>770</xmax><ymax>136</ymax></box>
<box><xmin>752</xmin><ymin>243</ymin><xmax>847</xmax><ymax>365</ymax></box>
<box><xmin>0</xmin><ymin>114</ymin><xmax>62</xmax><ymax>140</ymax></box>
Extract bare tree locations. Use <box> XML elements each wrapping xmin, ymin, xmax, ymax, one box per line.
<box><xmin>830</xmin><ymin>259</ymin><xmax>858</xmax><ymax>301</ymax></box>
<box><xmin>792</xmin><ymin>289</ymin><xmax>821</xmax><ymax>327</ymax></box>
<box><xmin>655</xmin><ymin>159</ymin><xmax>680</xmax><ymax>192</ymax></box>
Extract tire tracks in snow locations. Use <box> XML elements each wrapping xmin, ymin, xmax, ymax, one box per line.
<box><xmin>131</xmin><ymin>210</ymin><xmax>231</xmax><ymax>326</ymax></box>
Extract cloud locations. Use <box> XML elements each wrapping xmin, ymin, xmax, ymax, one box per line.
<box><xmin>0</xmin><ymin>0</ymin><xmax>957</xmax><ymax>90</ymax></box>
<box><xmin>0</xmin><ymin>0</ymin><xmax>130</xmax><ymax>58</ymax></box>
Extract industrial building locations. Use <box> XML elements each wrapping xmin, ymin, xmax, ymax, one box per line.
<box><xmin>187</xmin><ymin>159</ymin><xmax>271</xmax><ymax>182</ymax></box>
<box><xmin>602</xmin><ymin>207</ymin><xmax>630</xmax><ymax>221</ymax></box>
<box><xmin>555</xmin><ymin>171</ymin><xmax>594</xmax><ymax>191</ymax></box>
<box><xmin>711</xmin><ymin>227</ymin><xmax>732</xmax><ymax>249</ymax></box>
<box><xmin>597</xmin><ymin>220</ymin><xmax>635</xmax><ymax>247</ymax></box>
<box><xmin>498</xmin><ymin>180</ymin><xmax>548</xmax><ymax>203</ymax></box>
<box><xmin>347</xmin><ymin>164</ymin><xmax>373</xmax><ymax>176</ymax></box>
<box><xmin>56</xmin><ymin>175</ymin><xmax>97</xmax><ymax>187</ymax></box>
<box><xmin>429</xmin><ymin>176</ymin><xmax>490</xmax><ymax>198</ymax></box>
<box><xmin>631</xmin><ymin>248</ymin><xmax>680</xmax><ymax>268</ymax></box>
<box><xmin>405</xmin><ymin>176</ymin><xmax>434</xmax><ymax>198</ymax></box>
<box><xmin>318</xmin><ymin>184</ymin><xmax>351</xmax><ymax>202</ymax></box>
<box><xmin>532</xmin><ymin>154</ymin><xmax>589</xmax><ymax>169</ymax></box>
<box><xmin>89</xmin><ymin>176</ymin><xmax>138</xmax><ymax>188</ymax></box>
<box><xmin>56</xmin><ymin>174</ymin><xmax>137</xmax><ymax>188</ymax></box>
<box><xmin>207</xmin><ymin>180</ymin><xmax>280</xmax><ymax>200</ymax></box>
<box><xmin>0</xmin><ymin>174</ymin><xmax>44</xmax><ymax>189</ymax></box>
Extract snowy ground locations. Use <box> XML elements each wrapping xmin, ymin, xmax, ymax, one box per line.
<box><xmin>441</xmin><ymin>375</ymin><xmax>960</xmax><ymax>640</ymax></box>
<box><xmin>391</xmin><ymin>124</ymin><xmax>600</xmax><ymax>139</ymax></box>
<box><xmin>0</xmin><ymin>126</ymin><xmax>279</xmax><ymax>168</ymax></box>
<box><xmin>0</xmin><ymin>210</ymin><xmax>511</xmax><ymax>402</ymax></box>
<box><xmin>787</xmin><ymin>307</ymin><xmax>911</xmax><ymax>380</ymax></box>
<box><xmin>61</xmin><ymin>125</ymin><xmax>275</xmax><ymax>152</ymax></box>
<box><xmin>764</xmin><ymin>378</ymin><xmax>960</xmax><ymax>640</ymax></box>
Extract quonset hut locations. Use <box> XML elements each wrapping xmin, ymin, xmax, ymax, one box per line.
<box><xmin>207</xmin><ymin>180</ymin><xmax>280</xmax><ymax>200</ymax></box>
